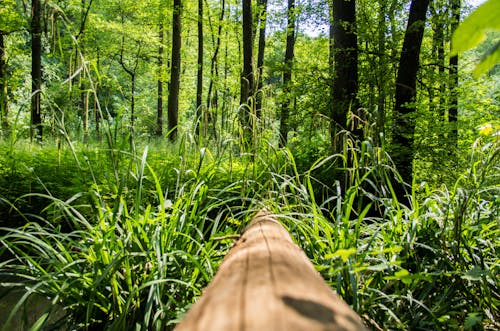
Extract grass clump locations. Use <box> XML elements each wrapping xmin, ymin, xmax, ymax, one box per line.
<box><xmin>278</xmin><ymin>137</ymin><xmax>499</xmax><ymax>330</ymax></box>
<box><xmin>0</xmin><ymin>136</ymin><xmax>267</xmax><ymax>330</ymax></box>
<box><xmin>0</xmin><ymin>134</ymin><xmax>498</xmax><ymax>330</ymax></box>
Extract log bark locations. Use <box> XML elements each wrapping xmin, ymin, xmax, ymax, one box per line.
<box><xmin>175</xmin><ymin>211</ymin><xmax>367</xmax><ymax>331</ymax></box>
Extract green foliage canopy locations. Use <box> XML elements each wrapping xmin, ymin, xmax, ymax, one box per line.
<box><xmin>452</xmin><ymin>0</ymin><xmax>500</xmax><ymax>77</ymax></box>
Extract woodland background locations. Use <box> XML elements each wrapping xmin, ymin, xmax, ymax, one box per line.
<box><xmin>0</xmin><ymin>0</ymin><xmax>498</xmax><ymax>330</ymax></box>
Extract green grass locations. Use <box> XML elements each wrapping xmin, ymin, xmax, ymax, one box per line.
<box><xmin>0</xmin><ymin>133</ymin><xmax>498</xmax><ymax>330</ymax></box>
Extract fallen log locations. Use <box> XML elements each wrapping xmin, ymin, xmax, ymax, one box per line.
<box><xmin>175</xmin><ymin>211</ymin><xmax>368</xmax><ymax>331</ymax></box>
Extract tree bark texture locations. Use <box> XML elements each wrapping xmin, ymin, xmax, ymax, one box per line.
<box><xmin>449</xmin><ymin>0</ymin><xmax>460</xmax><ymax>148</ymax></box>
<box><xmin>168</xmin><ymin>0</ymin><xmax>182</xmax><ymax>141</ymax></box>
<box><xmin>0</xmin><ymin>32</ymin><xmax>8</xmax><ymax>134</ymax></box>
<box><xmin>392</xmin><ymin>0</ymin><xmax>430</xmax><ymax>199</ymax></box>
<box><xmin>376</xmin><ymin>0</ymin><xmax>387</xmax><ymax>145</ymax></box>
<box><xmin>206</xmin><ymin>0</ymin><xmax>226</xmax><ymax>138</ymax></box>
<box><xmin>156</xmin><ymin>21</ymin><xmax>164</xmax><ymax>137</ymax></box>
<box><xmin>31</xmin><ymin>0</ymin><xmax>43</xmax><ymax>142</ymax></box>
<box><xmin>429</xmin><ymin>1</ymin><xmax>446</xmax><ymax>117</ymax></box>
<box><xmin>255</xmin><ymin>0</ymin><xmax>268</xmax><ymax>118</ymax></box>
<box><xmin>240</xmin><ymin>0</ymin><xmax>255</xmax><ymax>149</ymax></box>
<box><xmin>119</xmin><ymin>14</ymin><xmax>141</xmax><ymax>135</ymax></box>
<box><xmin>279</xmin><ymin>0</ymin><xmax>296</xmax><ymax>148</ymax></box>
<box><xmin>330</xmin><ymin>0</ymin><xmax>359</xmax><ymax>152</ymax></box>
<box><xmin>174</xmin><ymin>211</ymin><xmax>368</xmax><ymax>331</ymax></box>
<box><xmin>196</xmin><ymin>0</ymin><xmax>204</xmax><ymax>138</ymax></box>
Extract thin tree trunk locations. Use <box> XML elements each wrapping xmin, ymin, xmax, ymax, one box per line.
<box><xmin>240</xmin><ymin>0</ymin><xmax>254</xmax><ymax>105</ymax></box>
<box><xmin>279</xmin><ymin>0</ymin><xmax>295</xmax><ymax>147</ymax></box>
<box><xmin>31</xmin><ymin>0</ymin><xmax>43</xmax><ymax>142</ymax></box>
<box><xmin>392</xmin><ymin>0</ymin><xmax>430</xmax><ymax>200</ymax></box>
<box><xmin>156</xmin><ymin>19</ymin><xmax>164</xmax><ymax>137</ymax></box>
<box><xmin>206</xmin><ymin>0</ymin><xmax>225</xmax><ymax>138</ymax></box>
<box><xmin>119</xmin><ymin>34</ymin><xmax>140</xmax><ymax>135</ymax></box>
<box><xmin>0</xmin><ymin>32</ymin><xmax>8</xmax><ymax>135</ymax></box>
<box><xmin>255</xmin><ymin>0</ymin><xmax>268</xmax><ymax>118</ymax></box>
<box><xmin>82</xmin><ymin>89</ymin><xmax>89</xmax><ymax>141</ymax></box>
<box><xmin>376</xmin><ymin>0</ymin><xmax>387</xmax><ymax>145</ymax></box>
<box><xmin>94</xmin><ymin>49</ymin><xmax>102</xmax><ymax>141</ymax></box>
<box><xmin>131</xmin><ymin>74</ymin><xmax>135</xmax><ymax>129</ymax></box>
<box><xmin>94</xmin><ymin>87</ymin><xmax>101</xmax><ymax>141</ymax></box>
<box><xmin>449</xmin><ymin>0</ymin><xmax>460</xmax><ymax>148</ymax></box>
<box><xmin>196</xmin><ymin>0</ymin><xmax>204</xmax><ymax>138</ymax></box>
<box><xmin>168</xmin><ymin>0</ymin><xmax>182</xmax><ymax>141</ymax></box>
<box><xmin>78</xmin><ymin>0</ymin><xmax>93</xmax><ymax>142</ymax></box>
<box><xmin>429</xmin><ymin>1</ymin><xmax>446</xmax><ymax>118</ymax></box>
<box><xmin>330</xmin><ymin>0</ymin><xmax>358</xmax><ymax>152</ymax></box>
<box><xmin>240</xmin><ymin>0</ymin><xmax>255</xmax><ymax>148</ymax></box>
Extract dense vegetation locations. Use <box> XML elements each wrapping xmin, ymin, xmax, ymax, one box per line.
<box><xmin>0</xmin><ymin>0</ymin><xmax>499</xmax><ymax>330</ymax></box>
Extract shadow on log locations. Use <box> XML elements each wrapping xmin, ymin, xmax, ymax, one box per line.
<box><xmin>175</xmin><ymin>210</ymin><xmax>368</xmax><ymax>331</ymax></box>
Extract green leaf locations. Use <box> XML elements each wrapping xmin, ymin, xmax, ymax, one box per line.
<box><xmin>452</xmin><ymin>0</ymin><xmax>500</xmax><ymax>55</ymax></box>
<box><xmin>325</xmin><ymin>248</ymin><xmax>357</xmax><ymax>262</ymax></box>
<box><xmin>29</xmin><ymin>312</ymin><xmax>49</xmax><ymax>331</ymax></box>
<box><xmin>473</xmin><ymin>40</ymin><xmax>500</xmax><ymax>78</ymax></box>
<box><xmin>464</xmin><ymin>312</ymin><xmax>482</xmax><ymax>329</ymax></box>
<box><xmin>384</xmin><ymin>268</ymin><xmax>413</xmax><ymax>285</ymax></box>
<box><xmin>461</xmin><ymin>266</ymin><xmax>489</xmax><ymax>281</ymax></box>
<box><xmin>394</xmin><ymin>269</ymin><xmax>410</xmax><ymax>278</ymax></box>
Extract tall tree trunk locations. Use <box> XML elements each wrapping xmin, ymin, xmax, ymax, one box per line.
<box><xmin>376</xmin><ymin>0</ymin><xmax>387</xmax><ymax>145</ymax></box>
<box><xmin>196</xmin><ymin>0</ymin><xmax>204</xmax><ymax>138</ymax></box>
<box><xmin>119</xmin><ymin>25</ymin><xmax>140</xmax><ymax>136</ymax></box>
<box><xmin>206</xmin><ymin>0</ymin><xmax>225</xmax><ymax>138</ymax></box>
<box><xmin>330</xmin><ymin>0</ymin><xmax>358</xmax><ymax>152</ymax></box>
<box><xmin>94</xmin><ymin>48</ymin><xmax>102</xmax><ymax>141</ymax></box>
<box><xmin>131</xmin><ymin>74</ymin><xmax>136</xmax><ymax>129</ymax></box>
<box><xmin>279</xmin><ymin>0</ymin><xmax>296</xmax><ymax>148</ymax></box>
<box><xmin>78</xmin><ymin>0</ymin><xmax>92</xmax><ymax>142</ymax></box>
<box><xmin>240</xmin><ymin>0</ymin><xmax>255</xmax><ymax>148</ymax></box>
<box><xmin>31</xmin><ymin>0</ymin><xmax>43</xmax><ymax>142</ymax></box>
<box><xmin>156</xmin><ymin>18</ymin><xmax>164</xmax><ymax>137</ymax></box>
<box><xmin>392</xmin><ymin>0</ymin><xmax>430</xmax><ymax>200</ymax></box>
<box><xmin>168</xmin><ymin>0</ymin><xmax>182</xmax><ymax>141</ymax></box>
<box><xmin>255</xmin><ymin>0</ymin><xmax>268</xmax><ymax>118</ymax></box>
<box><xmin>0</xmin><ymin>32</ymin><xmax>8</xmax><ymax>135</ymax></box>
<box><xmin>448</xmin><ymin>0</ymin><xmax>460</xmax><ymax>148</ymax></box>
<box><xmin>429</xmin><ymin>1</ymin><xmax>446</xmax><ymax>121</ymax></box>
<box><xmin>94</xmin><ymin>87</ymin><xmax>101</xmax><ymax>141</ymax></box>
<box><xmin>82</xmin><ymin>89</ymin><xmax>89</xmax><ymax>141</ymax></box>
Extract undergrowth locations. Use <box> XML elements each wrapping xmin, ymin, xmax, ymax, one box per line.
<box><xmin>0</xmin><ymin>133</ymin><xmax>498</xmax><ymax>330</ymax></box>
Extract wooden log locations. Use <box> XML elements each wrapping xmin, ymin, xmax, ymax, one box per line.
<box><xmin>175</xmin><ymin>211</ymin><xmax>368</xmax><ymax>331</ymax></box>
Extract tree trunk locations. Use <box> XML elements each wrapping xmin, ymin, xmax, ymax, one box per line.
<box><xmin>168</xmin><ymin>0</ymin><xmax>182</xmax><ymax>141</ymax></box>
<box><xmin>206</xmin><ymin>0</ymin><xmax>225</xmax><ymax>139</ymax></box>
<box><xmin>78</xmin><ymin>0</ymin><xmax>92</xmax><ymax>142</ymax></box>
<box><xmin>196</xmin><ymin>0</ymin><xmax>204</xmax><ymax>138</ymax></box>
<box><xmin>392</xmin><ymin>0</ymin><xmax>430</xmax><ymax>200</ymax></box>
<box><xmin>449</xmin><ymin>0</ymin><xmax>460</xmax><ymax>148</ymax></box>
<box><xmin>376</xmin><ymin>0</ymin><xmax>387</xmax><ymax>145</ymax></box>
<box><xmin>156</xmin><ymin>19</ymin><xmax>164</xmax><ymax>137</ymax></box>
<box><xmin>240</xmin><ymin>0</ymin><xmax>255</xmax><ymax>148</ymax></box>
<box><xmin>255</xmin><ymin>0</ymin><xmax>268</xmax><ymax>118</ymax></box>
<box><xmin>31</xmin><ymin>0</ymin><xmax>43</xmax><ymax>142</ymax></box>
<box><xmin>429</xmin><ymin>1</ymin><xmax>446</xmax><ymax>122</ymax></box>
<box><xmin>82</xmin><ymin>89</ymin><xmax>89</xmax><ymax>141</ymax></box>
<box><xmin>94</xmin><ymin>88</ymin><xmax>101</xmax><ymax>141</ymax></box>
<box><xmin>131</xmin><ymin>74</ymin><xmax>135</xmax><ymax>129</ymax></box>
<box><xmin>279</xmin><ymin>0</ymin><xmax>296</xmax><ymax>148</ymax></box>
<box><xmin>0</xmin><ymin>32</ymin><xmax>8</xmax><ymax>135</ymax></box>
<box><xmin>119</xmin><ymin>14</ymin><xmax>141</xmax><ymax>137</ymax></box>
<box><xmin>330</xmin><ymin>0</ymin><xmax>358</xmax><ymax>152</ymax></box>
